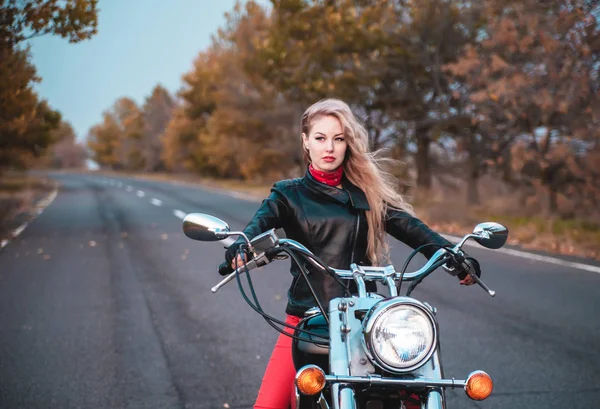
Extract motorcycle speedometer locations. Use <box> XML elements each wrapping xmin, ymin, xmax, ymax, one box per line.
<box><xmin>363</xmin><ymin>298</ymin><xmax>437</xmax><ymax>373</ymax></box>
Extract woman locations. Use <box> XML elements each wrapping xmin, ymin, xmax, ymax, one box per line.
<box><xmin>223</xmin><ymin>98</ymin><xmax>478</xmax><ymax>409</ymax></box>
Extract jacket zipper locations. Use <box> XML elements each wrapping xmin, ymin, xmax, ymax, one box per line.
<box><xmin>347</xmin><ymin>189</ymin><xmax>359</xmax><ymax>264</ymax></box>
<box><xmin>351</xmin><ymin>213</ymin><xmax>359</xmax><ymax>264</ymax></box>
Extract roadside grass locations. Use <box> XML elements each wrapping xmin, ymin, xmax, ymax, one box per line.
<box><xmin>0</xmin><ymin>172</ymin><xmax>54</xmax><ymax>242</ymax></box>
<box><xmin>417</xmin><ymin>199</ymin><xmax>600</xmax><ymax>260</ymax></box>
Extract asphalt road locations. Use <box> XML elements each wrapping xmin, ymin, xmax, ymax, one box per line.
<box><xmin>0</xmin><ymin>172</ymin><xmax>598</xmax><ymax>409</ymax></box>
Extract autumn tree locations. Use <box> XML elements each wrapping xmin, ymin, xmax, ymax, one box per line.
<box><xmin>1</xmin><ymin>0</ymin><xmax>98</xmax><ymax>46</ymax></box>
<box><xmin>85</xmin><ymin>98</ymin><xmax>147</xmax><ymax>171</ymax></box>
<box><xmin>250</xmin><ymin>0</ymin><xmax>476</xmax><ymax>189</ymax></box>
<box><xmin>161</xmin><ymin>104</ymin><xmax>202</xmax><ymax>173</ymax></box>
<box><xmin>0</xmin><ymin>46</ymin><xmax>61</xmax><ymax>173</ymax></box>
<box><xmin>86</xmin><ymin>112</ymin><xmax>121</xmax><ymax>169</ymax></box>
<box><xmin>163</xmin><ymin>1</ymin><xmax>299</xmax><ymax>180</ymax></box>
<box><xmin>43</xmin><ymin>121</ymin><xmax>87</xmax><ymax>168</ymax></box>
<box><xmin>0</xmin><ymin>0</ymin><xmax>98</xmax><ymax>174</ymax></box>
<box><xmin>445</xmin><ymin>0</ymin><xmax>600</xmax><ymax>213</ymax></box>
<box><xmin>112</xmin><ymin>97</ymin><xmax>145</xmax><ymax>171</ymax></box>
<box><xmin>141</xmin><ymin>85</ymin><xmax>175</xmax><ymax>172</ymax></box>
<box><xmin>250</xmin><ymin>0</ymin><xmax>400</xmax><ymax>149</ymax></box>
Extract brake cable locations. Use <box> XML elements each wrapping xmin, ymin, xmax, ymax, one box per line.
<box><xmin>233</xmin><ymin>247</ymin><xmax>329</xmax><ymax>344</ymax></box>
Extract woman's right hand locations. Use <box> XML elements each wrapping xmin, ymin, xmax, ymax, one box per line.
<box><xmin>218</xmin><ymin>252</ymin><xmax>250</xmax><ymax>276</ymax></box>
<box><xmin>230</xmin><ymin>253</ymin><xmax>246</xmax><ymax>270</ymax></box>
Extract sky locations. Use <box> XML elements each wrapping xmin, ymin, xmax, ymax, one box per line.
<box><xmin>28</xmin><ymin>0</ymin><xmax>243</xmax><ymax>141</ymax></box>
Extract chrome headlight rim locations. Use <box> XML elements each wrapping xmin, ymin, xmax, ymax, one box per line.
<box><xmin>362</xmin><ymin>297</ymin><xmax>438</xmax><ymax>373</ymax></box>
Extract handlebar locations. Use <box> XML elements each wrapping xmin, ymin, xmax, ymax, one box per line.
<box><xmin>212</xmin><ymin>235</ymin><xmax>496</xmax><ymax>297</ymax></box>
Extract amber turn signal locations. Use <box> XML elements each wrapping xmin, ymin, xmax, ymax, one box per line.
<box><xmin>296</xmin><ymin>365</ymin><xmax>327</xmax><ymax>396</ymax></box>
<box><xmin>465</xmin><ymin>370</ymin><xmax>493</xmax><ymax>400</ymax></box>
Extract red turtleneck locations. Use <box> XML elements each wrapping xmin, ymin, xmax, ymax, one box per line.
<box><xmin>309</xmin><ymin>163</ymin><xmax>343</xmax><ymax>187</ymax></box>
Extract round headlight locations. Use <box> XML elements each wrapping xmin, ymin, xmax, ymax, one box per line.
<box><xmin>363</xmin><ymin>299</ymin><xmax>437</xmax><ymax>373</ymax></box>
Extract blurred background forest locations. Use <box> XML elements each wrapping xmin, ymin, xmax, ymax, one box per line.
<box><xmin>2</xmin><ymin>0</ymin><xmax>600</xmax><ymax>258</ymax></box>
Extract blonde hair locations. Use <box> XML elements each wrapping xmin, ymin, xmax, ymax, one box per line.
<box><xmin>301</xmin><ymin>98</ymin><xmax>414</xmax><ymax>265</ymax></box>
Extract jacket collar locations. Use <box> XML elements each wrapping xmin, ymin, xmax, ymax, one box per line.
<box><xmin>303</xmin><ymin>167</ymin><xmax>370</xmax><ymax>210</ymax></box>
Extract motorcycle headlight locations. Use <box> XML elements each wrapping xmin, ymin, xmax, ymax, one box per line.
<box><xmin>363</xmin><ymin>298</ymin><xmax>437</xmax><ymax>373</ymax></box>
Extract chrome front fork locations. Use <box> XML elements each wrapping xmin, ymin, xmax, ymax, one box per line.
<box><xmin>331</xmin><ymin>383</ymin><xmax>356</xmax><ymax>409</ymax></box>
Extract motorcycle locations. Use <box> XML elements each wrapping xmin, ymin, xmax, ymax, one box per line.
<box><xmin>182</xmin><ymin>213</ymin><xmax>508</xmax><ymax>409</ymax></box>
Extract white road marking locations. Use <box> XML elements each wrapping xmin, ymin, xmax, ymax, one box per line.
<box><xmin>13</xmin><ymin>223</ymin><xmax>28</xmax><ymax>237</ymax></box>
<box><xmin>0</xmin><ymin>185</ymin><xmax>58</xmax><ymax>252</ymax></box>
<box><xmin>117</xmin><ymin>182</ymin><xmax>123</xmax><ymax>188</ymax></box>
<box><xmin>137</xmin><ymin>190</ymin><xmax>145</xmax><ymax>198</ymax></box>
<box><xmin>126</xmin><ymin>186</ymin><xmax>133</xmax><ymax>192</ymax></box>
<box><xmin>442</xmin><ymin>234</ymin><xmax>600</xmax><ymax>275</ymax></box>
<box><xmin>173</xmin><ymin>210</ymin><xmax>187</xmax><ymax>220</ymax></box>
<box><xmin>151</xmin><ymin>198</ymin><xmax>163</xmax><ymax>206</ymax></box>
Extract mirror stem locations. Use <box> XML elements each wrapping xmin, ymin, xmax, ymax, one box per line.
<box><xmin>453</xmin><ymin>234</ymin><xmax>476</xmax><ymax>252</ymax></box>
<box><xmin>223</xmin><ymin>231</ymin><xmax>254</xmax><ymax>252</ymax></box>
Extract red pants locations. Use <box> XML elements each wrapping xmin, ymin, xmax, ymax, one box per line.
<box><xmin>254</xmin><ymin>314</ymin><xmax>302</xmax><ymax>409</ymax></box>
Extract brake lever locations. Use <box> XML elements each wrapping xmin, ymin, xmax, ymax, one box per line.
<box><xmin>211</xmin><ymin>258</ymin><xmax>258</xmax><ymax>293</ymax></box>
<box><xmin>211</xmin><ymin>247</ymin><xmax>282</xmax><ymax>294</ymax></box>
<box><xmin>450</xmin><ymin>244</ymin><xmax>496</xmax><ymax>297</ymax></box>
<box><xmin>470</xmin><ymin>273</ymin><xmax>496</xmax><ymax>297</ymax></box>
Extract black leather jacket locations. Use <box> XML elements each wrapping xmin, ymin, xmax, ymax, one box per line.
<box><xmin>225</xmin><ymin>170</ymin><xmax>453</xmax><ymax>317</ymax></box>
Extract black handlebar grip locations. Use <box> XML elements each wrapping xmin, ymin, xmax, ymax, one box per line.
<box><xmin>218</xmin><ymin>261</ymin><xmax>234</xmax><ymax>276</ymax></box>
<box><xmin>265</xmin><ymin>247</ymin><xmax>282</xmax><ymax>260</ymax></box>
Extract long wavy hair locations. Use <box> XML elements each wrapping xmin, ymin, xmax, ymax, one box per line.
<box><xmin>301</xmin><ymin>98</ymin><xmax>414</xmax><ymax>265</ymax></box>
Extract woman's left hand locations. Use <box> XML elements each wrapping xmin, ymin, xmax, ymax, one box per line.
<box><xmin>458</xmin><ymin>257</ymin><xmax>481</xmax><ymax>286</ymax></box>
<box><xmin>460</xmin><ymin>273</ymin><xmax>476</xmax><ymax>286</ymax></box>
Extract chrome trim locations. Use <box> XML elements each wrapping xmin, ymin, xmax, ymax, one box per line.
<box><xmin>472</xmin><ymin>222</ymin><xmax>508</xmax><ymax>249</ymax></box>
<box><xmin>183</xmin><ymin>213</ymin><xmax>231</xmax><ymax>241</ymax></box>
<box><xmin>294</xmin><ymin>385</ymin><xmax>301</xmax><ymax>409</ymax></box>
<box><xmin>331</xmin><ymin>249</ymin><xmax>449</xmax><ymax>282</ymax></box>
<box><xmin>425</xmin><ymin>389</ymin><xmax>445</xmax><ymax>409</ymax></box>
<box><xmin>332</xmin><ymin>384</ymin><xmax>357</xmax><ymax>409</ymax></box>
<box><xmin>293</xmin><ymin>388</ymin><xmax>330</xmax><ymax>409</ymax></box>
<box><xmin>362</xmin><ymin>297</ymin><xmax>438</xmax><ymax>373</ymax></box>
<box><xmin>384</xmin><ymin>276</ymin><xmax>398</xmax><ymax>297</ymax></box>
<box><xmin>317</xmin><ymin>393</ymin><xmax>330</xmax><ymax>409</ymax></box>
<box><xmin>210</xmin><ymin>257</ymin><xmax>259</xmax><ymax>293</ymax></box>
<box><xmin>305</xmin><ymin>306</ymin><xmax>322</xmax><ymax>317</ymax></box>
<box><xmin>324</xmin><ymin>374</ymin><xmax>467</xmax><ymax>388</ymax></box>
<box><xmin>350</xmin><ymin>264</ymin><xmax>367</xmax><ymax>298</ymax></box>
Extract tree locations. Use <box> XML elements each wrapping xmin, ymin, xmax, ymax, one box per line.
<box><xmin>164</xmin><ymin>1</ymin><xmax>300</xmax><ymax>180</ymax></box>
<box><xmin>86</xmin><ymin>111</ymin><xmax>121</xmax><ymax>169</ymax></box>
<box><xmin>161</xmin><ymin>105</ymin><xmax>202</xmax><ymax>173</ymax></box>
<box><xmin>445</xmin><ymin>0</ymin><xmax>600</xmax><ymax>213</ymax></box>
<box><xmin>43</xmin><ymin>121</ymin><xmax>87</xmax><ymax>168</ymax></box>
<box><xmin>141</xmin><ymin>85</ymin><xmax>175</xmax><ymax>172</ymax></box>
<box><xmin>0</xmin><ymin>0</ymin><xmax>98</xmax><ymax>174</ymax></box>
<box><xmin>1</xmin><ymin>0</ymin><xmax>98</xmax><ymax>46</ymax></box>
<box><xmin>250</xmin><ymin>0</ymin><xmax>475</xmax><ymax>189</ymax></box>
<box><xmin>113</xmin><ymin>97</ymin><xmax>145</xmax><ymax>171</ymax></box>
<box><xmin>250</xmin><ymin>0</ymin><xmax>400</xmax><ymax>148</ymax></box>
<box><xmin>0</xmin><ymin>46</ymin><xmax>61</xmax><ymax>174</ymax></box>
<box><xmin>85</xmin><ymin>98</ymin><xmax>146</xmax><ymax>171</ymax></box>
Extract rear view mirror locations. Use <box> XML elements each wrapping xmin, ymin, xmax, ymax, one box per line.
<box><xmin>472</xmin><ymin>222</ymin><xmax>509</xmax><ymax>249</ymax></box>
<box><xmin>183</xmin><ymin>213</ymin><xmax>230</xmax><ymax>241</ymax></box>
